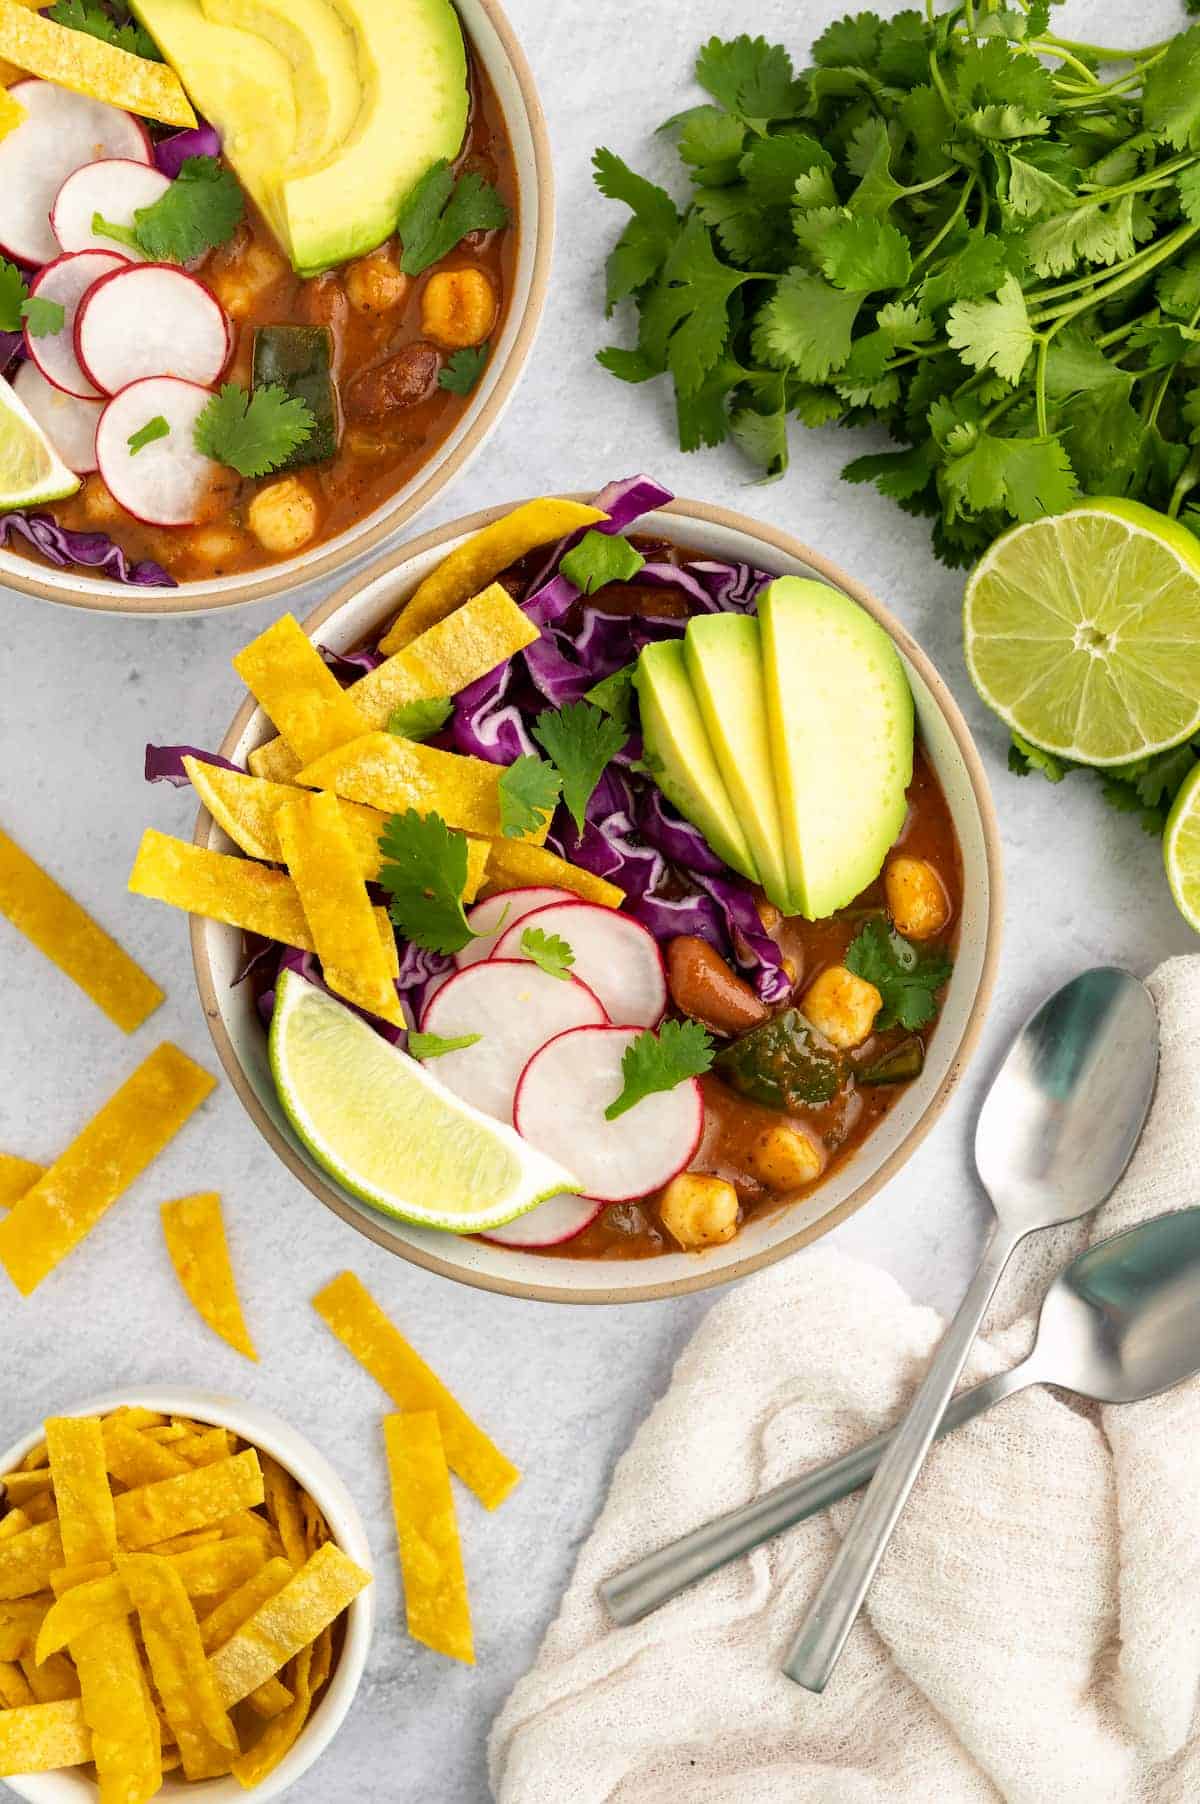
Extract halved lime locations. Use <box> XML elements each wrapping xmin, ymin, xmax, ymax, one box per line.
<box><xmin>0</xmin><ymin>377</ymin><xmax>80</xmax><ymax>508</ymax></box>
<box><xmin>964</xmin><ymin>499</ymin><xmax>1200</xmax><ymax>765</ymax></box>
<box><xmin>1164</xmin><ymin>761</ymin><xmax>1200</xmax><ymax>932</ymax></box>
<box><xmin>269</xmin><ymin>970</ymin><xmax>578</xmax><ymax>1233</ymax></box>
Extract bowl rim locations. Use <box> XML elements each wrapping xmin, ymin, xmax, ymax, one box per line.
<box><xmin>0</xmin><ymin>0</ymin><xmax>554</xmax><ymax>618</ymax></box>
<box><xmin>191</xmin><ymin>494</ymin><xmax>1005</xmax><ymax>1305</ymax></box>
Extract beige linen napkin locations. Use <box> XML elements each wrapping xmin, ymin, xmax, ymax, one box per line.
<box><xmin>490</xmin><ymin>957</ymin><xmax>1200</xmax><ymax>1804</ymax></box>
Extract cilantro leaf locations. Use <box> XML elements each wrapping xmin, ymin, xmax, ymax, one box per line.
<box><xmin>667</xmin><ymin>105</ymin><xmax>746</xmax><ymax>178</ymax></box>
<box><xmin>0</xmin><ymin>259</ymin><xmax>27</xmax><ymax>332</ymax></box>
<box><xmin>497</xmin><ymin>756</ymin><xmax>561</xmax><ymax>839</ymax></box>
<box><xmin>817</xmin><ymin>216</ymin><xmax>912</xmax><ymax>292</ymax></box>
<box><xmin>520</xmin><ymin>927</ymin><xmax>575</xmax><ymax>981</ymax></box>
<box><xmin>408</xmin><ymin>1029</ymin><xmax>482</xmax><ymax>1059</ymax></box>
<box><xmin>1008</xmin><ymin>731</ymin><xmax>1074</xmax><ymax>781</ymax></box>
<box><xmin>940</xmin><ymin>425</ymin><xmax>1078</xmax><ymax>523</ymax></box>
<box><xmin>396</xmin><ymin>160</ymin><xmax>509</xmax><ymax>277</ymax></box>
<box><xmin>559</xmin><ymin>529</ymin><xmax>645</xmax><ymax>595</ymax></box>
<box><xmin>95</xmin><ymin>157</ymin><xmax>242</xmax><ymax>263</ymax></box>
<box><xmin>532</xmin><ymin>700</ymin><xmax>628</xmax><ymax>832</ymax></box>
<box><xmin>1143</xmin><ymin>24</ymin><xmax>1200</xmax><ymax>150</ymax></box>
<box><xmin>376</xmin><ymin>809</ymin><xmax>477</xmax><ymax>954</ymax></box>
<box><xmin>694</xmin><ymin>35</ymin><xmax>799</xmax><ymax>125</ymax></box>
<box><xmin>755</xmin><ymin>270</ymin><xmax>862</xmax><ymax>380</ymax></box>
<box><xmin>19</xmin><ymin>296</ymin><xmax>64</xmax><ymax>338</ymax></box>
<box><xmin>193</xmin><ymin>383</ymin><xmax>314</xmax><ymax>478</ymax></box>
<box><xmin>604</xmin><ymin>1019</ymin><xmax>716</xmax><ymax>1121</ymax></box>
<box><xmin>437</xmin><ymin>343</ymin><xmax>489</xmax><ymax>395</ymax></box>
<box><xmin>386</xmin><ymin>696</ymin><xmax>453</xmax><ymax>742</ymax></box>
<box><xmin>640</xmin><ymin>213</ymin><xmax>752</xmax><ymax>393</ymax></box>
<box><xmin>584</xmin><ymin>664</ymin><xmax>638</xmax><ymax>734</ymax></box>
<box><xmin>845</xmin><ymin>919</ymin><xmax>952</xmax><ymax>1032</ymax></box>
<box><xmin>593</xmin><ymin>147</ymin><xmax>681</xmax><ymax>310</ymax></box>
<box><xmin>127</xmin><ymin>414</ymin><xmax>170</xmax><ymax>455</ymax></box>
<box><xmin>48</xmin><ymin>0</ymin><xmax>160</xmax><ymax>60</ymax></box>
<box><xmin>946</xmin><ymin>274</ymin><xmax>1034</xmax><ymax>385</ymax></box>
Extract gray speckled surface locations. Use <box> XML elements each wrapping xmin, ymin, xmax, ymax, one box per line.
<box><xmin>0</xmin><ymin>0</ymin><xmax>1194</xmax><ymax>1796</ymax></box>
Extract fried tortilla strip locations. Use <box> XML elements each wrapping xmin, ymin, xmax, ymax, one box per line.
<box><xmin>0</xmin><ymin>1044</ymin><xmax>215</xmax><ymax>1297</ymax></box>
<box><xmin>102</xmin><ymin>1412</ymin><xmax>200</xmax><ymax>1489</ymax></box>
<box><xmin>0</xmin><ymin>1698</ymin><xmax>91</xmax><ymax>1774</ymax></box>
<box><xmin>20</xmin><ymin>1652</ymin><xmax>79</xmax><ymax>1703</ymax></box>
<box><xmin>0</xmin><ymin>825</ymin><xmax>163</xmax><ymax>1033</ymax></box>
<box><xmin>0</xmin><ymin>0</ymin><xmax>195</xmax><ymax>121</ymax></box>
<box><xmin>185</xmin><ymin>757</ymin><xmax>389</xmax><ymax>877</ymax></box>
<box><xmin>0</xmin><ymin>1513</ymin><xmax>33</xmax><ymax>1546</ymax></box>
<box><xmin>45</xmin><ymin>1419</ymin><xmax>115</xmax><ymax>1566</ymax></box>
<box><xmin>0</xmin><ymin>1472</ymin><xmax>51</xmax><ymax>1507</ymax></box>
<box><xmin>260</xmin><ymin>1458</ymin><xmax>307</xmax><ymax>1571</ymax></box>
<box><xmin>160</xmin><ymin>1194</ymin><xmax>259</xmax><ymax>1363</ymax></box>
<box><xmin>234</xmin><ymin>615</ymin><xmax>371</xmax><ymax>767</ymax></box>
<box><xmin>114</xmin><ymin>1452</ymin><xmax>264</xmax><ymax>1551</ymax></box>
<box><xmin>198</xmin><ymin>1558</ymin><xmax>292</xmax><ymax>1656</ymax></box>
<box><xmin>0</xmin><ymin>1523</ymin><xmax>65</xmax><ymax>1601</ymax></box>
<box><xmin>384</xmin><ymin>1413</ymin><xmax>473</xmax><ymax>1664</ymax></box>
<box><xmin>37</xmin><ymin>1541</ymin><xmax>263</xmax><ymax>1662</ymax></box>
<box><xmin>277</xmin><ymin>790</ymin><xmax>404</xmax><ymax>1026</ymax></box>
<box><xmin>0</xmin><ymin>1663</ymin><xmax>34</xmax><ymax>1707</ymax></box>
<box><xmin>121</xmin><ymin>1555</ymin><xmax>238</xmax><ymax>1781</ymax></box>
<box><xmin>0</xmin><ymin>86</ymin><xmax>24</xmax><ymax>138</ymax></box>
<box><xmin>0</xmin><ymin>1599</ymin><xmax>48</xmax><ymax>1661</ymax></box>
<box><xmin>217</xmin><ymin>1512</ymin><xmax>282</xmax><ymax>1559</ymax></box>
<box><xmin>379</xmin><ymin>500</ymin><xmax>607</xmax><ymax>653</ymax></box>
<box><xmin>295</xmin><ymin>733</ymin><xmax>550</xmax><ymax>844</ymax></box>
<box><xmin>480</xmin><ymin>837</ymin><xmax>625</xmax><ymax>908</ymax></box>
<box><xmin>245</xmin><ymin>1675</ymin><xmax>293</xmax><ymax>1719</ymax></box>
<box><xmin>231</xmin><ymin>1642</ymin><xmax>313</xmax><ymax>1787</ymax></box>
<box><xmin>312</xmin><ymin>1271</ymin><xmax>520</xmax><ymax>1510</ymax></box>
<box><xmin>0</xmin><ymin>1154</ymin><xmax>42</xmax><ymax>1208</ymax></box>
<box><xmin>148</xmin><ymin>1529</ymin><xmax>226</xmax><ymax>1557</ymax></box>
<box><xmin>209</xmin><ymin>1543</ymin><xmax>370</xmax><ymax>1708</ymax></box>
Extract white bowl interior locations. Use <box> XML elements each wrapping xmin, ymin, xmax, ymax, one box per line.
<box><xmin>0</xmin><ymin>0</ymin><xmax>544</xmax><ymax>611</ymax></box>
<box><xmin>0</xmin><ymin>1387</ymin><xmax>375</xmax><ymax>1804</ymax></box>
<box><xmin>198</xmin><ymin>507</ymin><xmax>995</xmax><ymax>1302</ymax></box>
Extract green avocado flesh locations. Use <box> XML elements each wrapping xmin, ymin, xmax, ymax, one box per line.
<box><xmin>635</xmin><ymin>640</ymin><xmax>759</xmax><ymax>883</ymax></box>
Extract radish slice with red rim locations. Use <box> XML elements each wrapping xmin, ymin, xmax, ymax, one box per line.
<box><xmin>52</xmin><ymin>159</ymin><xmax>171</xmax><ymax>259</ymax></box>
<box><xmin>455</xmin><ymin>886</ymin><xmax>578</xmax><ymax>970</ymax></box>
<box><xmin>493</xmin><ymin>901</ymin><xmax>667</xmax><ymax>1028</ymax></box>
<box><xmin>24</xmin><ymin>252</ymin><xmax>128</xmax><ymax>401</ymax></box>
<box><xmin>75</xmin><ymin>263</ymin><xmax>230</xmax><ymax>395</ymax></box>
<box><xmin>95</xmin><ymin>376</ymin><xmax>220</xmax><ymax>527</ymax></box>
<box><xmin>12</xmin><ymin>361</ymin><xmax>102</xmax><ymax>474</ymax></box>
<box><xmin>480</xmin><ymin>1193</ymin><xmax>602</xmax><ymax>1248</ymax></box>
<box><xmin>0</xmin><ymin>80</ymin><xmax>150</xmax><ymax>265</ymax></box>
<box><xmin>417</xmin><ymin>959</ymin><xmax>608</xmax><ymax>1123</ymax></box>
<box><xmin>514</xmin><ymin>1025</ymin><xmax>704</xmax><ymax>1204</ymax></box>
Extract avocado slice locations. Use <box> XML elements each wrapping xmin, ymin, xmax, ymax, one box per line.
<box><xmin>684</xmin><ymin>613</ymin><xmax>793</xmax><ymax>913</ymax></box>
<box><xmin>281</xmin><ymin>0</ymin><xmax>468</xmax><ymax>275</ymax></box>
<box><xmin>759</xmin><ymin>577</ymin><xmax>914</xmax><ymax>920</ymax></box>
<box><xmin>201</xmin><ymin>0</ymin><xmax>362</xmax><ymax>173</ymax></box>
<box><xmin>634</xmin><ymin>641</ymin><xmax>759</xmax><ymax>884</ymax></box>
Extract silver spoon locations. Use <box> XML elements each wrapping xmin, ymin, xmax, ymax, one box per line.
<box><xmin>603</xmin><ymin>1205</ymin><xmax>1198</xmax><ymax>1627</ymax></box>
<box><xmin>783</xmin><ymin>965</ymin><xmax>1158</xmax><ymax>1691</ymax></box>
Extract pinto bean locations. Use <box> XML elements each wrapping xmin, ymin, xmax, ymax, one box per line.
<box><xmin>666</xmin><ymin>936</ymin><xmax>768</xmax><ymax>1037</ymax></box>
<box><xmin>345</xmin><ymin>342</ymin><xmax>441</xmax><ymax>418</ymax></box>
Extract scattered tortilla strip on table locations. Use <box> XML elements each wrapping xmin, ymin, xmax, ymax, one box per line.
<box><xmin>276</xmin><ymin>790</ymin><xmax>404</xmax><ymax>1027</ymax></box>
<box><xmin>209</xmin><ymin>1542</ymin><xmax>370</xmax><ymax>1708</ymax></box>
<box><xmin>379</xmin><ymin>499</ymin><xmax>608</xmax><ymax>653</ymax></box>
<box><xmin>0</xmin><ymin>1153</ymin><xmax>43</xmax><ymax>1208</ymax></box>
<box><xmin>0</xmin><ymin>1044</ymin><xmax>215</xmax><ymax>1298</ymax></box>
<box><xmin>295</xmin><ymin>733</ymin><xmax>550</xmax><ymax>844</ymax></box>
<box><xmin>234</xmin><ymin>615</ymin><xmax>371</xmax><ymax>767</ymax></box>
<box><xmin>0</xmin><ymin>0</ymin><xmax>196</xmax><ymax>122</ymax></box>
<box><xmin>480</xmin><ymin>837</ymin><xmax>625</xmax><ymax>908</ymax></box>
<box><xmin>0</xmin><ymin>825</ymin><xmax>163</xmax><ymax>1033</ymax></box>
<box><xmin>160</xmin><ymin>1194</ymin><xmax>259</xmax><ymax>1363</ymax></box>
<box><xmin>114</xmin><ymin>1452</ymin><xmax>264</xmax><ymax>1552</ymax></box>
<box><xmin>312</xmin><ymin>1272</ymin><xmax>520</xmax><ymax>1510</ymax></box>
<box><xmin>384</xmin><ymin>1413</ymin><xmax>473</xmax><ymax>1665</ymax></box>
<box><xmin>121</xmin><ymin>1554</ymin><xmax>238</xmax><ymax>1781</ymax></box>
<box><xmin>197</xmin><ymin>1559</ymin><xmax>292</xmax><ymax>1656</ymax></box>
<box><xmin>37</xmin><ymin>1541</ymin><xmax>264</xmax><ymax>1663</ymax></box>
<box><xmin>231</xmin><ymin>1643</ymin><xmax>312</xmax><ymax>1788</ymax></box>
<box><xmin>0</xmin><ymin>1698</ymin><xmax>91</xmax><ymax>1775</ymax></box>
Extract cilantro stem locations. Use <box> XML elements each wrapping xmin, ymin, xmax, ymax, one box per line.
<box><xmin>1042</xmin><ymin>44</ymin><xmax>1102</xmax><ymax>85</ymax></box>
<box><xmin>1167</xmin><ymin>452</ymin><xmax>1200</xmax><ymax>519</ymax></box>
<box><xmin>1077</xmin><ymin>156</ymin><xmax>1195</xmax><ymax>206</ymax></box>
<box><xmin>1028</xmin><ymin>229</ymin><xmax>1192</xmax><ymax>310</ymax></box>
<box><xmin>1032</xmin><ymin>225</ymin><xmax>1200</xmax><ymax>325</ymax></box>
<box><xmin>1037</xmin><ymin>33</ymin><xmax>1167</xmax><ymax>61</ymax></box>
<box><xmin>1034</xmin><ymin>332</ymin><xmax>1050</xmax><ymax>437</ymax></box>
<box><xmin>926</xmin><ymin>45</ymin><xmax>955</xmax><ymax>118</ymax></box>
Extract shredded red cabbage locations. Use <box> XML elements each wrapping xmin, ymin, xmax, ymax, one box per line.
<box><xmin>257</xmin><ymin>945</ymin><xmax>410</xmax><ymax>1043</ymax></box>
<box><xmin>154</xmin><ymin>123</ymin><xmax>221</xmax><ymax>178</ymax></box>
<box><xmin>145</xmin><ymin>744</ymin><xmax>244</xmax><ymax>786</ymax></box>
<box><xmin>0</xmin><ymin>512</ymin><xmax>174</xmax><ymax>586</ymax></box>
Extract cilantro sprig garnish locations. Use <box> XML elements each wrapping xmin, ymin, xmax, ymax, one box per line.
<box><xmin>387</xmin><ymin>697</ymin><xmax>453</xmax><ymax>743</ymax></box>
<box><xmin>48</xmin><ymin>0</ymin><xmax>160</xmax><ymax>61</ymax></box>
<box><xmin>532</xmin><ymin>701</ymin><xmax>627</xmax><ymax>833</ymax></box>
<box><xmin>845</xmin><ymin>919</ymin><xmax>952</xmax><ymax>1033</ymax></box>
<box><xmin>94</xmin><ymin>157</ymin><xmax>243</xmax><ymax>264</ymax></box>
<box><xmin>396</xmin><ymin>160</ymin><xmax>509</xmax><ymax>276</ymax></box>
<box><xmin>438</xmin><ymin>344</ymin><xmax>489</xmax><ymax>395</ymax></box>
<box><xmin>0</xmin><ymin>263</ymin><xmax>63</xmax><ymax>338</ymax></box>
<box><xmin>376</xmin><ymin>809</ymin><xmax>478</xmax><ymax>955</ymax></box>
<box><xmin>193</xmin><ymin>383</ymin><xmax>314</xmax><ymax>478</ymax></box>
<box><xmin>584</xmin><ymin>664</ymin><xmax>638</xmax><ymax>734</ymax></box>
<box><xmin>128</xmin><ymin>415</ymin><xmax>170</xmax><ymax>456</ymax></box>
<box><xmin>19</xmin><ymin>297</ymin><xmax>64</xmax><ymax>339</ymax></box>
<box><xmin>520</xmin><ymin>927</ymin><xmax>574</xmax><ymax>981</ymax></box>
<box><xmin>409</xmin><ymin>1029</ymin><xmax>481</xmax><ymax>1059</ymax></box>
<box><xmin>497</xmin><ymin>755</ymin><xmax>561</xmax><ymax>839</ymax></box>
<box><xmin>605</xmin><ymin>1019</ymin><xmax>715</xmax><ymax>1121</ymax></box>
<box><xmin>559</xmin><ymin>529</ymin><xmax>646</xmax><ymax>595</ymax></box>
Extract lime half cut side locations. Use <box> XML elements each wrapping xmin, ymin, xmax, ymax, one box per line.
<box><xmin>0</xmin><ymin>376</ymin><xmax>80</xmax><ymax>508</ymax></box>
<box><xmin>964</xmin><ymin>499</ymin><xmax>1200</xmax><ymax>766</ymax></box>
<box><xmin>1165</xmin><ymin>761</ymin><xmax>1200</xmax><ymax>933</ymax></box>
<box><xmin>269</xmin><ymin>971</ymin><xmax>579</xmax><ymax>1234</ymax></box>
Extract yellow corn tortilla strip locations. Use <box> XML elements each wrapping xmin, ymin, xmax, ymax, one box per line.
<box><xmin>160</xmin><ymin>1193</ymin><xmax>259</xmax><ymax>1363</ymax></box>
<box><xmin>0</xmin><ymin>1043</ymin><xmax>215</xmax><ymax>1298</ymax></box>
<box><xmin>384</xmin><ymin>1413</ymin><xmax>473</xmax><ymax>1664</ymax></box>
<box><xmin>0</xmin><ymin>1697</ymin><xmax>91</xmax><ymax>1774</ymax></box>
<box><xmin>148</xmin><ymin>1528</ymin><xmax>226</xmax><ymax>1557</ymax></box>
<box><xmin>21</xmin><ymin>1652</ymin><xmax>78</xmax><ymax>1703</ymax></box>
<box><xmin>0</xmin><ymin>1522</ymin><xmax>64</xmax><ymax>1602</ymax></box>
<box><xmin>295</xmin><ymin>732</ymin><xmax>550</xmax><ymax>845</ymax></box>
<box><xmin>0</xmin><ymin>0</ymin><xmax>195</xmax><ymax>121</ymax></box>
<box><xmin>301</xmin><ymin>1494</ymin><xmax>330</xmax><ymax>1558</ymax></box>
<box><xmin>245</xmin><ymin>1675</ymin><xmax>293</xmax><ymax>1719</ymax></box>
<box><xmin>0</xmin><ymin>85</ymin><xmax>24</xmax><ymax>137</ymax></box>
<box><xmin>0</xmin><ymin>1472</ymin><xmax>51</xmax><ymax>1507</ymax></box>
<box><xmin>234</xmin><ymin>614</ymin><xmax>371</xmax><ymax>767</ymax></box>
<box><xmin>480</xmin><ymin>837</ymin><xmax>625</xmax><ymax>908</ymax></box>
<box><xmin>121</xmin><ymin>1554</ymin><xmax>238</xmax><ymax>1781</ymax></box>
<box><xmin>379</xmin><ymin>500</ymin><xmax>608</xmax><ymax>653</ymax></box>
<box><xmin>37</xmin><ymin>1541</ymin><xmax>263</xmax><ymax>1663</ymax></box>
<box><xmin>217</xmin><ymin>1512</ymin><xmax>282</xmax><ymax>1559</ymax></box>
<box><xmin>18</xmin><ymin>1494</ymin><xmax>55</xmax><ymax>1527</ymax></box>
<box><xmin>232</xmin><ymin>1642</ymin><xmax>312</xmax><ymax>1787</ymax></box>
<box><xmin>0</xmin><ymin>1663</ymin><xmax>34</xmax><ymax>1707</ymax></box>
<box><xmin>260</xmin><ymin>1458</ymin><xmax>306</xmax><ymax>1571</ymax></box>
<box><xmin>312</xmin><ymin>1271</ymin><xmax>520</xmax><ymax>1510</ymax></box>
<box><xmin>277</xmin><ymin>789</ymin><xmax>404</xmax><ymax>1026</ymax></box>
<box><xmin>175</xmin><ymin>1428</ymin><xmax>235</xmax><ymax>1464</ymax></box>
<box><xmin>114</xmin><ymin>1451</ymin><xmax>264</xmax><ymax>1551</ymax></box>
<box><xmin>0</xmin><ymin>1513</ymin><xmax>33</xmax><ymax>1545</ymax></box>
<box><xmin>309</xmin><ymin>1621</ymin><xmax>333</xmax><ymax>1693</ymax></box>
<box><xmin>0</xmin><ymin>1153</ymin><xmax>42</xmax><ymax>1208</ymax></box>
<box><xmin>72</xmin><ymin>1614</ymin><xmax>163</xmax><ymax>1799</ymax></box>
<box><xmin>102</xmin><ymin>1412</ymin><xmax>194</xmax><ymax>1489</ymax></box>
<box><xmin>209</xmin><ymin>1542</ymin><xmax>370</xmax><ymax>1708</ymax></box>
<box><xmin>185</xmin><ymin>756</ymin><xmax>388</xmax><ymax>877</ymax></box>
<box><xmin>0</xmin><ymin>1599</ymin><xmax>48</xmax><ymax>1661</ymax></box>
<box><xmin>0</xmin><ymin>825</ymin><xmax>164</xmax><ymax>1033</ymax></box>
<box><xmin>45</xmin><ymin>1419</ymin><xmax>116</xmax><ymax>1567</ymax></box>
<box><xmin>49</xmin><ymin>1563</ymin><xmax>110</xmax><ymax>1598</ymax></box>
<box><xmin>198</xmin><ymin>1558</ymin><xmax>292</xmax><ymax>1656</ymax></box>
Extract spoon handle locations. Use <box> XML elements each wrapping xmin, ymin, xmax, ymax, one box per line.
<box><xmin>600</xmin><ymin>1359</ymin><xmax>1033</xmax><ymax>1627</ymax></box>
<box><xmin>783</xmin><ymin>1222</ymin><xmax>1018</xmax><ymax>1692</ymax></box>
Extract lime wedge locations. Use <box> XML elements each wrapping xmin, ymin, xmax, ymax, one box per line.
<box><xmin>0</xmin><ymin>376</ymin><xmax>80</xmax><ymax>508</ymax></box>
<box><xmin>269</xmin><ymin>970</ymin><xmax>579</xmax><ymax>1233</ymax></box>
<box><xmin>964</xmin><ymin>499</ymin><xmax>1200</xmax><ymax>765</ymax></box>
<box><xmin>1164</xmin><ymin>761</ymin><xmax>1200</xmax><ymax>932</ymax></box>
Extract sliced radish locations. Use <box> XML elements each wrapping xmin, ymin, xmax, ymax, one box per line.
<box><xmin>481</xmin><ymin>1194</ymin><xmax>602</xmax><ymax>1247</ymax></box>
<box><xmin>418</xmin><ymin>959</ymin><xmax>608</xmax><ymax>1123</ymax></box>
<box><xmin>75</xmin><ymin>263</ymin><xmax>229</xmax><ymax>395</ymax></box>
<box><xmin>95</xmin><ymin>376</ymin><xmax>219</xmax><ymax>527</ymax></box>
<box><xmin>493</xmin><ymin>902</ymin><xmax>667</xmax><ymax>1028</ymax></box>
<box><xmin>515</xmin><ymin>1025</ymin><xmax>704</xmax><ymax>1204</ymax></box>
<box><xmin>455</xmin><ymin>886</ymin><xmax>579</xmax><ymax>971</ymax></box>
<box><xmin>0</xmin><ymin>80</ymin><xmax>150</xmax><ymax>265</ymax></box>
<box><xmin>24</xmin><ymin>252</ymin><xmax>128</xmax><ymax>400</ymax></box>
<box><xmin>52</xmin><ymin>159</ymin><xmax>171</xmax><ymax>259</ymax></box>
<box><xmin>13</xmin><ymin>361</ymin><xmax>102</xmax><ymax>473</ymax></box>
